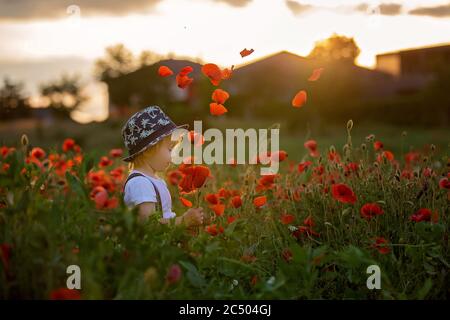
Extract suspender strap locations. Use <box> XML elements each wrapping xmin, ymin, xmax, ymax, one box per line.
<box><xmin>123</xmin><ymin>172</ymin><xmax>162</xmax><ymax>211</ymax></box>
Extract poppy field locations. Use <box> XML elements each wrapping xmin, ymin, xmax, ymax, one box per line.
<box><xmin>0</xmin><ymin>124</ymin><xmax>449</xmax><ymax>300</ymax></box>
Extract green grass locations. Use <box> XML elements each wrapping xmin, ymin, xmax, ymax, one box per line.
<box><xmin>0</xmin><ymin>122</ymin><xmax>448</xmax><ymax>299</ymax></box>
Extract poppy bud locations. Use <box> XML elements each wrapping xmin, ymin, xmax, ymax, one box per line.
<box><xmin>21</xmin><ymin>134</ymin><xmax>29</xmax><ymax>147</ymax></box>
<box><xmin>144</xmin><ymin>267</ymin><xmax>159</xmax><ymax>288</ymax></box>
<box><xmin>401</xmin><ymin>131</ymin><xmax>407</xmax><ymax>137</ymax></box>
<box><xmin>361</xmin><ymin>143</ymin><xmax>366</xmax><ymax>151</ymax></box>
<box><xmin>366</xmin><ymin>134</ymin><xmax>375</xmax><ymax>142</ymax></box>
<box><xmin>430</xmin><ymin>144</ymin><xmax>436</xmax><ymax>152</ymax></box>
<box><xmin>346</xmin><ymin>119</ymin><xmax>353</xmax><ymax>131</ymax></box>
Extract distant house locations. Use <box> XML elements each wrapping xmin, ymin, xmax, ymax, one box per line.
<box><xmin>376</xmin><ymin>43</ymin><xmax>450</xmax><ymax>93</ymax></box>
<box><xmin>106</xmin><ymin>51</ymin><xmax>398</xmax><ymax>119</ymax></box>
<box><xmin>106</xmin><ymin>58</ymin><xmax>204</xmax><ymax>120</ymax></box>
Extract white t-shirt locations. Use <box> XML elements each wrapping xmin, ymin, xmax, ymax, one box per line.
<box><xmin>123</xmin><ymin>170</ymin><xmax>177</xmax><ymax>219</ymax></box>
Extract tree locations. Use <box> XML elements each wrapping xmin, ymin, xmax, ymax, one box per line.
<box><xmin>308</xmin><ymin>33</ymin><xmax>361</xmax><ymax>64</ymax></box>
<box><xmin>39</xmin><ymin>74</ymin><xmax>88</xmax><ymax>119</ymax></box>
<box><xmin>94</xmin><ymin>44</ymin><xmax>137</xmax><ymax>82</ymax></box>
<box><xmin>138</xmin><ymin>50</ymin><xmax>163</xmax><ymax>67</ymax></box>
<box><xmin>0</xmin><ymin>77</ymin><xmax>31</xmax><ymax>120</ymax></box>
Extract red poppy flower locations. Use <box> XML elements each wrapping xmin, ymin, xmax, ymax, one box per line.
<box><xmin>99</xmin><ymin>156</ymin><xmax>113</xmax><ymax>168</ymax></box>
<box><xmin>304</xmin><ymin>140</ymin><xmax>319</xmax><ymax>157</ymax></box>
<box><xmin>298</xmin><ymin>161</ymin><xmax>312</xmax><ymax>173</ymax></box>
<box><xmin>205</xmin><ymin>193</ymin><xmax>220</xmax><ymax>205</ymax></box>
<box><xmin>303</xmin><ymin>216</ymin><xmax>315</xmax><ymax>227</ymax></box>
<box><xmin>0</xmin><ymin>243</ymin><xmax>12</xmax><ymax>274</ymax></box>
<box><xmin>372</xmin><ymin>237</ymin><xmax>390</xmax><ymax>254</ymax></box>
<box><xmin>360</xmin><ymin>203</ymin><xmax>384</xmax><ymax>220</ymax></box>
<box><xmin>344</xmin><ymin>162</ymin><xmax>359</xmax><ymax>175</ymax></box>
<box><xmin>62</xmin><ymin>138</ymin><xmax>76</xmax><ymax>152</ymax></box>
<box><xmin>328</xmin><ymin>150</ymin><xmax>341</xmax><ymax>163</ymax></box>
<box><xmin>109</xmin><ymin>148</ymin><xmax>123</xmax><ymax>158</ymax></box>
<box><xmin>253</xmin><ymin>196</ymin><xmax>267</xmax><ymax>208</ymax></box>
<box><xmin>166</xmin><ymin>264</ymin><xmax>182</xmax><ymax>284</ymax></box>
<box><xmin>178</xmin><ymin>165</ymin><xmax>211</xmax><ymax>193</ymax></box>
<box><xmin>231</xmin><ymin>195</ymin><xmax>242</xmax><ymax>208</ymax></box>
<box><xmin>49</xmin><ymin>288</ymin><xmax>81</xmax><ymax>300</ymax></box>
<box><xmin>280</xmin><ymin>213</ymin><xmax>295</xmax><ymax>225</ymax></box>
<box><xmin>167</xmin><ymin>170</ymin><xmax>183</xmax><ymax>186</ymax></box>
<box><xmin>30</xmin><ymin>147</ymin><xmax>46</xmax><ymax>159</ymax></box>
<box><xmin>109</xmin><ymin>166</ymin><xmax>124</xmax><ymax>180</ymax></box>
<box><xmin>211</xmin><ymin>203</ymin><xmax>225</xmax><ymax>216</ymax></box>
<box><xmin>331</xmin><ymin>183</ymin><xmax>357</xmax><ymax>204</ymax></box>
<box><xmin>1</xmin><ymin>146</ymin><xmax>15</xmax><ymax>158</ymax></box>
<box><xmin>188</xmin><ymin>131</ymin><xmax>205</xmax><ymax>146</ymax></box>
<box><xmin>401</xmin><ymin>169</ymin><xmax>413</xmax><ymax>180</ymax></box>
<box><xmin>410</xmin><ymin>208</ymin><xmax>433</xmax><ymax>222</ymax></box>
<box><xmin>270</xmin><ymin>150</ymin><xmax>288</xmax><ymax>162</ymax></box>
<box><xmin>218</xmin><ymin>188</ymin><xmax>232</xmax><ymax>198</ymax></box>
<box><xmin>373</xmin><ymin>141</ymin><xmax>383</xmax><ymax>151</ymax></box>
<box><xmin>377</xmin><ymin>150</ymin><xmax>394</xmax><ymax>163</ymax></box>
<box><xmin>205</xmin><ymin>224</ymin><xmax>224</xmax><ymax>236</ymax></box>
<box><xmin>90</xmin><ymin>186</ymin><xmax>108</xmax><ymax>209</ymax></box>
<box><xmin>313</xmin><ymin>165</ymin><xmax>324</xmax><ymax>176</ymax></box>
<box><xmin>282</xmin><ymin>248</ymin><xmax>293</xmax><ymax>262</ymax></box>
<box><xmin>404</xmin><ymin>151</ymin><xmax>420</xmax><ymax>165</ymax></box>
<box><xmin>257</xmin><ymin>174</ymin><xmax>278</xmax><ymax>189</ymax></box>
<box><xmin>250</xmin><ymin>275</ymin><xmax>258</xmax><ymax>286</ymax></box>
<box><xmin>292</xmin><ymin>226</ymin><xmax>320</xmax><ymax>239</ymax></box>
<box><xmin>227</xmin><ymin>215</ymin><xmax>237</xmax><ymax>224</ymax></box>
<box><xmin>439</xmin><ymin>177</ymin><xmax>450</xmax><ymax>189</ymax></box>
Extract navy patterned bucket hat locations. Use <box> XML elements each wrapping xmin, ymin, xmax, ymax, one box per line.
<box><xmin>121</xmin><ymin>105</ymin><xmax>188</xmax><ymax>162</ymax></box>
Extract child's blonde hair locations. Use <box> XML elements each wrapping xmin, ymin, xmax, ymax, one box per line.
<box><xmin>127</xmin><ymin>135</ymin><xmax>181</xmax><ymax>173</ymax></box>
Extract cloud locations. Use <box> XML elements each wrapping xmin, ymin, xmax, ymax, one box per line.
<box><xmin>285</xmin><ymin>0</ymin><xmax>313</xmax><ymax>16</ymax></box>
<box><xmin>0</xmin><ymin>0</ymin><xmax>162</xmax><ymax>21</ymax></box>
<box><xmin>213</xmin><ymin>0</ymin><xmax>252</xmax><ymax>8</ymax></box>
<box><xmin>378</xmin><ymin>3</ymin><xmax>402</xmax><ymax>16</ymax></box>
<box><xmin>409</xmin><ymin>3</ymin><xmax>450</xmax><ymax>18</ymax></box>
<box><xmin>354</xmin><ymin>3</ymin><xmax>402</xmax><ymax>16</ymax></box>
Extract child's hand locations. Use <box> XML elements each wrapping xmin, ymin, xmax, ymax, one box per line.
<box><xmin>182</xmin><ymin>207</ymin><xmax>205</xmax><ymax>227</ymax></box>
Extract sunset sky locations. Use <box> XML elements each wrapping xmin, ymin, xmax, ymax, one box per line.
<box><xmin>0</xmin><ymin>0</ymin><xmax>449</xmax><ymax>122</ymax></box>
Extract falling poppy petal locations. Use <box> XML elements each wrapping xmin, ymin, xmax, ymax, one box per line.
<box><xmin>202</xmin><ymin>63</ymin><xmax>222</xmax><ymax>86</ymax></box>
<box><xmin>210</xmin><ymin>103</ymin><xmax>228</xmax><ymax>116</ymax></box>
<box><xmin>308</xmin><ymin>67</ymin><xmax>324</xmax><ymax>81</ymax></box>
<box><xmin>240</xmin><ymin>48</ymin><xmax>254</xmax><ymax>58</ymax></box>
<box><xmin>176</xmin><ymin>74</ymin><xmax>193</xmax><ymax>89</ymax></box>
<box><xmin>180</xmin><ymin>197</ymin><xmax>193</xmax><ymax>208</ymax></box>
<box><xmin>158</xmin><ymin>66</ymin><xmax>173</xmax><ymax>77</ymax></box>
<box><xmin>292</xmin><ymin>90</ymin><xmax>307</xmax><ymax>108</ymax></box>
<box><xmin>212</xmin><ymin>89</ymin><xmax>230</xmax><ymax>104</ymax></box>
